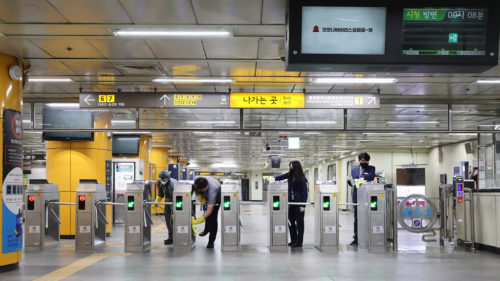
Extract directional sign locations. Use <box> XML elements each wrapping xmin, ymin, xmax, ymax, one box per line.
<box><xmin>304</xmin><ymin>93</ymin><xmax>380</xmax><ymax>109</ymax></box>
<box><xmin>79</xmin><ymin>93</ymin><xmax>230</xmax><ymax>108</ymax></box>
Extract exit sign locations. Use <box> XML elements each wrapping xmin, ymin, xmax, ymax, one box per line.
<box><xmin>449</xmin><ymin>33</ymin><xmax>458</xmax><ymax>43</ymax></box>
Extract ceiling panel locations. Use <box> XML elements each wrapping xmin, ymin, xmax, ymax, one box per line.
<box><xmin>256</xmin><ymin>62</ymin><xmax>300</xmax><ymax>77</ymax></box>
<box><xmin>208</xmin><ymin>61</ymin><xmax>256</xmax><ymax>77</ymax></box>
<box><xmin>377</xmin><ymin>83</ymin><xmax>417</xmax><ymax>95</ymax></box>
<box><xmin>26</xmin><ymin>60</ymin><xmax>74</xmax><ymax>76</ymax></box>
<box><xmin>48</xmin><ymin>0</ymin><xmax>132</xmax><ymax>23</ymax></box>
<box><xmin>258</xmin><ymin>39</ymin><xmax>283</xmax><ymax>59</ymax></box>
<box><xmin>0</xmin><ymin>0</ymin><xmax>67</xmax><ymax>23</ymax></box>
<box><xmin>113</xmin><ymin>61</ymin><xmax>165</xmax><ymax>76</ymax></box>
<box><xmin>402</xmin><ymin>83</ymin><xmax>448</xmax><ymax>96</ymax></box>
<box><xmin>253</xmin><ymin>83</ymin><xmax>295</xmax><ymax>92</ymax></box>
<box><xmin>171</xmin><ymin>84</ymin><xmax>216</xmax><ymax>92</ymax></box>
<box><xmin>262</xmin><ymin>0</ymin><xmax>286</xmax><ymax>24</ymax></box>
<box><xmin>159</xmin><ymin>61</ymin><xmax>211</xmax><ymax>76</ymax></box>
<box><xmin>216</xmin><ymin>83</ymin><xmax>254</xmax><ymax>93</ymax></box>
<box><xmin>203</xmin><ymin>39</ymin><xmax>258</xmax><ymax>59</ymax></box>
<box><xmin>24</xmin><ymin>82</ymin><xmax>75</xmax><ymax>94</ymax></box>
<box><xmin>147</xmin><ymin>39</ymin><xmax>205</xmax><ymax>59</ymax></box>
<box><xmin>119</xmin><ymin>0</ymin><xmax>196</xmax><ymax>24</ymax></box>
<box><xmin>0</xmin><ymin>38</ymin><xmax>50</xmax><ymax>58</ymax></box>
<box><xmin>30</xmin><ymin>38</ymin><xmax>104</xmax><ymax>58</ymax></box>
<box><xmin>191</xmin><ymin>0</ymin><xmax>262</xmax><ymax>24</ymax></box>
<box><xmin>62</xmin><ymin>61</ymin><xmax>122</xmax><ymax>75</ymax></box>
<box><xmin>89</xmin><ymin>39</ymin><xmax>156</xmax><ymax>59</ymax></box>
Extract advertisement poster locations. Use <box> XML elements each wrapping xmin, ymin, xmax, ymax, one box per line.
<box><xmin>2</xmin><ymin>109</ymin><xmax>23</xmax><ymax>253</ymax></box>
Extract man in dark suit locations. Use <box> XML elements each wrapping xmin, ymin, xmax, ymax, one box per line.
<box><xmin>349</xmin><ymin>152</ymin><xmax>376</xmax><ymax>246</ymax></box>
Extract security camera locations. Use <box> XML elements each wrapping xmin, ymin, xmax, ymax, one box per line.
<box><xmin>265</xmin><ymin>144</ymin><xmax>271</xmax><ymax>151</ymax></box>
<box><xmin>280</xmin><ymin>56</ymin><xmax>286</xmax><ymax>62</ymax></box>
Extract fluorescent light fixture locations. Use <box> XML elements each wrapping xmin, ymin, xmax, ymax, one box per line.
<box><xmin>186</xmin><ymin>121</ymin><xmax>236</xmax><ymax>124</ymax></box>
<box><xmin>476</xmin><ymin>79</ymin><xmax>500</xmax><ymax>84</ymax></box>
<box><xmin>363</xmin><ymin>132</ymin><xmax>407</xmax><ymax>135</ymax></box>
<box><xmin>198</xmin><ymin>139</ymin><xmax>235</xmax><ymax>143</ymax></box>
<box><xmin>288</xmin><ymin>137</ymin><xmax>300</xmax><ymax>149</ymax></box>
<box><xmin>397</xmin><ymin>146</ymin><xmax>431</xmax><ymax>148</ymax></box>
<box><xmin>113</xmin><ymin>131</ymin><xmax>151</xmax><ymax>135</ymax></box>
<box><xmin>313</xmin><ymin>77</ymin><xmax>396</xmax><ymax>84</ymax></box>
<box><xmin>304</xmin><ymin>132</ymin><xmax>321</xmax><ymax>135</ymax></box>
<box><xmin>449</xmin><ymin>133</ymin><xmax>478</xmax><ymax>136</ymax></box>
<box><xmin>114</xmin><ymin>29</ymin><xmax>231</xmax><ymax>37</ymax></box>
<box><xmin>193</xmin><ymin>131</ymin><xmax>214</xmax><ymax>135</ymax></box>
<box><xmin>286</xmin><ymin>121</ymin><xmax>337</xmax><ymax>124</ymax></box>
<box><xmin>153</xmin><ymin>77</ymin><xmax>233</xmax><ymax>83</ymax></box>
<box><xmin>387</xmin><ymin>121</ymin><xmax>439</xmax><ymax>124</ymax></box>
<box><xmin>46</xmin><ymin>103</ymin><xmax>79</xmax><ymax>107</ymax></box>
<box><xmin>111</xmin><ymin>120</ymin><xmax>136</xmax><ymax>124</ymax></box>
<box><xmin>211</xmin><ymin>163</ymin><xmax>239</xmax><ymax>168</ymax></box>
<box><xmin>28</xmin><ymin>77</ymin><xmax>73</xmax><ymax>82</ymax></box>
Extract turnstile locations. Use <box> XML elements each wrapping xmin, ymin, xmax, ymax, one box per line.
<box><xmin>357</xmin><ymin>183</ymin><xmax>387</xmax><ymax>252</ymax></box>
<box><xmin>173</xmin><ymin>180</ymin><xmax>194</xmax><ymax>251</ymax></box>
<box><xmin>25</xmin><ymin>180</ymin><xmax>60</xmax><ymax>250</ymax></box>
<box><xmin>75</xmin><ymin>181</ymin><xmax>107</xmax><ymax>251</ymax></box>
<box><xmin>221</xmin><ymin>180</ymin><xmax>241</xmax><ymax>251</ymax></box>
<box><xmin>124</xmin><ymin>183</ymin><xmax>152</xmax><ymax>252</ymax></box>
<box><xmin>268</xmin><ymin>182</ymin><xmax>288</xmax><ymax>250</ymax></box>
<box><xmin>314</xmin><ymin>182</ymin><xmax>338</xmax><ymax>251</ymax></box>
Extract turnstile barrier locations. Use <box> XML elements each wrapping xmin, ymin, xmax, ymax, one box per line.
<box><xmin>221</xmin><ymin>180</ymin><xmax>241</xmax><ymax>251</ymax></box>
<box><xmin>75</xmin><ymin>181</ymin><xmax>107</xmax><ymax>251</ymax></box>
<box><xmin>314</xmin><ymin>182</ymin><xmax>338</xmax><ymax>251</ymax></box>
<box><xmin>25</xmin><ymin>181</ymin><xmax>60</xmax><ymax>250</ymax></box>
<box><xmin>173</xmin><ymin>180</ymin><xmax>194</xmax><ymax>251</ymax></box>
<box><xmin>267</xmin><ymin>182</ymin><xmax>288</xmax><ymax>250</ymax></box>
<box><xmin>124</xmin><ymin>183</ymin><xmax>152</xmax><ymax>252</ymax></box>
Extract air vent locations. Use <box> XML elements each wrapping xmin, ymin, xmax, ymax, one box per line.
<box><xmin>115</xmin><ymin>64</ymin><xmax>162</xmax><ymax>75</ymax></box>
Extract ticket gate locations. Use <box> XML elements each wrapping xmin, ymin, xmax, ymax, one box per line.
<box><xmin>25</xmin><ymin>180</ymin><xmax>60</xmax><ymax>250</ymax></box>
<box><xmin>221</xmin><ymin>180</ymin><xmax>241</xmax><ymax>251</ymax></box>
<box><xmin>75</xmin><ymin>181</ymin><xmax>107</xmax><ymax>251</ymax></box>
<box><xmin>267</xmin><ymin>182</ymin><xmax>288</xmax><ymax>250</ymax></box>
<box><xmin>314</xmin><ymin>182</ymin><xmax>338</xmax><ymax>251</ymax></box>
<box><xmin>357</xmin><ymin>183</ymin><xmax>397</xmax><ymax>252</ymax></box>
<box><xmin>172</xmin><ymin>180</ymin><xmax>195</xmax><ymax>251</ymax></box>
<box><xmin>124</xmin><ymin>183</ymin><xmax>152</xmax><ymax>252</ymax></box>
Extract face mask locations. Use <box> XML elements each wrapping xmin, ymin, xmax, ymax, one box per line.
<box><xmin>160</xmin><ymin>179</ymin><xmax>167</xmax><ymax>184</ymax></box>
<box><xmin>360</xmin><ymin>162</ymin><xmax>369</xmax><ymax>169</ymax></box>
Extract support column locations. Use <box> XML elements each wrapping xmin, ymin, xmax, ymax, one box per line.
<box><xmin>0</xmin><ymin>54</ymin><xmax>23</xmax><ymax>271</ymax></box>
<box><xmin>46</xmin><ymin>112</ymin><xmax>112</xmax><ymax>238</ymax></box>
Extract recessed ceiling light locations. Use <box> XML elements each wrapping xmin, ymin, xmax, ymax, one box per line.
<box><xmin>476</xmin><ymin>79</ymin><xmax>500</xmax><ymax>84</ymax></box>
<box><xmin>113</xmin><ymin>29</ymin><xmax>232</xmax><ymax>38</ymax></box>
<box><xmin>387</xmin><ymin>121</ymin><xmax>439</xmax><ymax>124</ymax></box>
<box><xmin>186</xmin><ymin>121</ymin><xmax>236</xmax><ymax>124</ymax></box>
<box><xmin>286</xmin><ymin>121</ymin><xmax>337</xmax><ymax>124</ymax></box>
<box><xmin>153</xmin><ymin>77</ymin><xmax>233</xmax><ymax>83</ymax></box>
<box><xmin>28</xmin><ymin>77</ymin><xmax>73</xmax><ymax>82</ymax></box>
<box><xmin>312</xmin><ymin>77</ymin><xmax>396</xmax><ymax>84</ymax></box>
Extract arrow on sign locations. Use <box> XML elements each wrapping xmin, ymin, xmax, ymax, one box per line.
<box><xmin>160</xmin><ymin>94</ymin><xmax>171</xmax><ymax>106</ymax></box>
<box><xmin>368</xmin><ymin>97</ymin><xmax>376</xmax><ymax>105</ymax></box>
<box><xmin>84</xmin><ymin>95</ymin><xmax>95</xmax><ymax>106</ymax></box>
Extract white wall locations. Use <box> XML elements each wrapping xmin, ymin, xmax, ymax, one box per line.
<box><xmin>250</xmin><ymin>170</ymin><xmax>263</xmax><ymax>200</ymax></box>
<box><xmin>428</xmin><ymin>141</ymin><xmax>477</xmax><ymax>196</ymax></box>
<box><xmin>27</xmin><ymin>161</ymin><xmax>47</xmax><ymax>181</ymax></box>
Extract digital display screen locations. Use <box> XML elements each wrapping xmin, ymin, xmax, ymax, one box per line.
<box><xmin>112</xmin><ymin>135</ymin><xmax>140</xmax><ymax>156</ymax></box>
<box><xmin>402</xmin><ymin>8</ymin><xmax>488</xmax><ymax>56</ymax></box>
<box><xmin>457</xmin><ymin>183</ymin><xmax>463</xmax><ymax>191</ymax></box>
<box><xmin>42</xmin><ymin>105</ymin><xmax>94</xmax><ymax>141</ymax></box>
<box><xmin>301</xmin><ymin>6</ymin><xmax>387</xmax><ymax>55</ymax></box>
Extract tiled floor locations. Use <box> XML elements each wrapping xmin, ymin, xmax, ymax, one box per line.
<box><xmin>1</xmin><ymin>204</ymin><xmax>498</xmax><ymax>281</ymax></box>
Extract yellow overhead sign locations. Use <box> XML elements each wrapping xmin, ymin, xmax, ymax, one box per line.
<box><xmin>230</xmin><ymin>92</ymin><xmax>304</xmax><ymax>108</ymax></box>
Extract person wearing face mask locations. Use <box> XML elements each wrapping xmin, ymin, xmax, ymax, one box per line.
<box><xmin>348</xmin><ymin>152</ymin><xmax>376</xmax><ymax>246</ymax></box>
<box><xmin>274</xmin><ymin>160</ymin><xmax>308</xmax><ymax>248</ymax></box>
<box><xmin>155</xmin><ymin>170</ymin><xmax>177</xmax><ymax>245</ymax></box>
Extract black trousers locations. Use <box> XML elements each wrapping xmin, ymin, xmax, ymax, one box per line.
<box><xmin>164</xmin><ymin>205</ymin><xmax>173</xmax><ymax>238</ymax></box>
<box><xmin>288</xmin><ymin>205</ymin><xmax>305</xmax><ymax>245</ymax></box>
<box><xmin>205</xmin><ymin>204</ymin><xmax>220</xmax><ymax>244</ymax></box>
<box><xmin>352</xmin><ymin>189</ymin><xmax>358</xmax><ymax>240</ymax></box>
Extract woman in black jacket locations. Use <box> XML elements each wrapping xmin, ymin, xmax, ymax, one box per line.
<box><xmin>275</xmin><ymin>160</ymin><xmax>308</xmax><ymax>247</ymax></box>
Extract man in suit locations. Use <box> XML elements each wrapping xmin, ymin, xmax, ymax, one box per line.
<box><xmin>349</xmin><ymin>152</ymin><xmax>376</xmax><ymax>246</ymax></box>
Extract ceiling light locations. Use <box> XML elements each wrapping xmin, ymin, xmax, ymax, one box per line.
<box><xmin>304</xmin><ymin>132</ymin><xmax>321</xmax><ymax>135</ymax></box>
<box><xmin>363</xmin><ymin>133</ymin><xmax>407</xmax><ymax>135</ymax></box>
<box><xmin>387</xmin><ymin>121</ymin><xmax>439</xmax><ymax>124</ymax></box>
<box><xmin>153</xmin><ymin>77</ymin><xmax>233</xmax><ymax>83</ymax></box>
<box><xmin>186</xmin><ymin>121</ymin><xmax>236</xmax><ymax>124</ymax></box>
<box><xmin>211</xmin><ymin>163</ymin><xmax>239</xmax><ymax>168</ymax></box>
<box><xmin>448</xmin><ymin>133</ymin><xmax>478</xmax><ymax>136</ymax></box>
<box><xmin>193</xmin><ymin>131</ymin><xmax>214</xmax><ymax>135</ymax></box>
<box><xmin>476</xmin><ymin>79</ymin><xmax>500</xmax><ymax>84</ymax></box>
<box><xmin>286</xmin><ymin>121</ymin><xmax>337</xmax><ymax>124</ymax></box>
<box><xmin>111</xmin><ymin>120</ymin><xmax>136</xmax><ymax>124</ymax></box>
<box><xmin>28</xmin><ymin>77</ymin><xmax>73</xmax><ymax>82</ymax></box>
<box><xmin>113</xmin><ymin>29</ymin><xmax>231</xmax><ymax>37</ymax></box>
<box><xmin>312</xmin><ymin>77</ymin><xmax>396</xmax><ymax>84</ymax></box>
<box><xmin>45</xmin><ymin>103</ymin><xmax>79</xmax><ymax>107</ymax></box>
<box><xmin>397</xmin><ymin>146</ymin><xmax>431</xmax><ymax>148</ymax></box>
<box><xmin>198</xmin><ymin>139</ymin><xmax>235</xmax><ymax>142</ymax></box>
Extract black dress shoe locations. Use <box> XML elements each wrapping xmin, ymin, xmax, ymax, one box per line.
<box><xmin>350</xmin><ymin>240</ymin><xmax>358</xmax><ymax>246</ymax></box>
<box><xmin>206</xmin><ymin>242</ymin><xmax>214</xmax><ymax>249</ymax></box>
<box><xmin>288</xmin><ymin>241</ymin><xmax>296</xmax><ymax>246</ymax></box>
<box><xmin>199</xmin><ymin>231</ymin><xmax>208</xmax><ymax>237</ymax></box>
<box><xmin>291</xmin><ymin>243</ymin><xmax>302</xmax><ymax>248</ymax></box>
<box><xmin>164</xmin><ymin>239</ymin><xmax>173</xmax><ymax>245</ymax></box>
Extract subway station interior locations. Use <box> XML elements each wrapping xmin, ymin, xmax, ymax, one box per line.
<box><xmin>1</xmin><ymin>0</ymin><xmax>500</xmax><ymax>280</ymax></box>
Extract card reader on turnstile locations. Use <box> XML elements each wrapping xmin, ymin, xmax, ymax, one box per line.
<box><xmin>268</xmin><ymin>181</ymin><xmax>288</xmax><ymax>250</ymax></box>
<box><xmin>25</xmin><ymin>180</ymin><xmax>60</xmax><ymax>250</ymax></box>
<box><xmin>314</xmin><ymin>182</ymin><xmax>338</xmax><ymax>251</ymax></box>
<box><xmin>75</xmin><ymin>180</ymin><xmax>107</xmax><ymax>251</ymax></box>
<box><xmin>221</xmin><ymin>180</ymin><xmax>241</xmax><ymax>251</ymax></box>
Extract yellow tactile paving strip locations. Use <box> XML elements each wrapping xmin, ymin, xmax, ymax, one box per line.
<box><xmin>33</xmin><ymin>253</ymin><xmax>130</xmax><ymax>281</ymax></box>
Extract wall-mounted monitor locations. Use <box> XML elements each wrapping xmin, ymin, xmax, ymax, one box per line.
<box><xmin>396</xmin><ymin>168</ymin><xmax>426</xmax><ymax>185</ymax></box>
<box><xmin>42</xmin><ymin>104</ymin><xmax>94</xmax><ymax>141</ymax></box>
<box><xmin>287</xmin><ymin>0</ymin><xmax>499</xmax><ymax>73</ymax></box>
<box><xmin>112</xmin><ymin>135</ymin><xmax>140</xmax><ymax>157</ymax></box>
